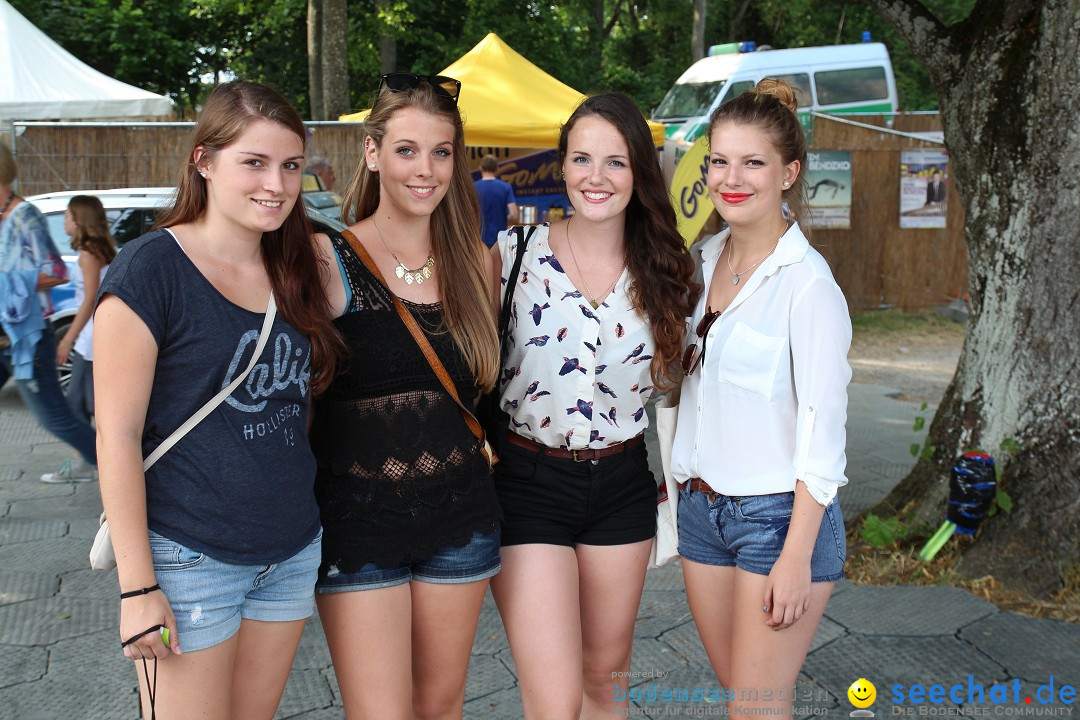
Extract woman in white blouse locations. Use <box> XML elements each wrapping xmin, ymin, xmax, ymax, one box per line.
<box><xmin>487</xmin><ymin>93</ymin><xmax>697</xmax><ymax>719</ymax></box>
<box><xmin>671</xmin><ymin>78</ymin><xmax>851</xmax><ymax>718</ymax></box>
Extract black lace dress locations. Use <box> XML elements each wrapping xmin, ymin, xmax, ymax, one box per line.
<box><xmin>312</xmin><ymin>232</ymin><xmax>501</xmax><ymax>572</ymax></box>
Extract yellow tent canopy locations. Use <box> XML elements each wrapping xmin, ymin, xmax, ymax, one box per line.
<box><xmin>339</xmin><ymin>33</ymin><xmax>665</xmax><ymax>148</ymax></box>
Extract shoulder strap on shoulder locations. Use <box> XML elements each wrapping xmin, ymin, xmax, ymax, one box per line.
<box><xmin>497</xmin><ymin>225</ymin><xmax>535</xmax><ymax>359</ymax></box>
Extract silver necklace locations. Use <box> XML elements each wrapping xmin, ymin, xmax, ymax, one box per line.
<box><xmin>725</xmin><ymin>241</ymin><xmax>776</xmax><ymax>285</ymax></box>
<box><xmin>372</xmin><ymin>218</ymin><xmax>434</xmax><ymax>286</ymax></box>
<box><xmin>565</xmin><ymin>217</ymin><xmax>623</xmax><ymax>310</ymax></box>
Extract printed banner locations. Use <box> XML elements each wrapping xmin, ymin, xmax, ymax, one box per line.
<box><xmin>670</xmin><ymin>134</ymin><xmax>713</xmax><ymax>245</ymax></box>
<box><xmin>805</xmin><ymin>150</ymin><xmax>852</xmax><ymax>229</ymax></box>
<box><xmin>900</xmin><ymin>148</ymin><xmax>949</xmax><ymax>229</ymax></box>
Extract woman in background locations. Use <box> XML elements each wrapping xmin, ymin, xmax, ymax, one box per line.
<box><xmin>55</xmin><ymin>194</ymin><xmax>116</xmax><ymax>425</ymax></box>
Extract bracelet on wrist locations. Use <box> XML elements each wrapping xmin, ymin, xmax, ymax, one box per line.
<box><xmin>120</xmin><ymin>584</ymin><xmax>161</xmax><ymax>600</ymax></box>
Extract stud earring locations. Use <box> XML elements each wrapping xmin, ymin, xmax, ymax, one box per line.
<box><xmin>783</xmin><ymin>180</ymin><xmax>790</xmax><ymax>187</ymax></box>
<box><xmin>199</xmin><ymin>171</ymin><xmax>206</xmax><ymax>178</ymax></box>
<box><xmin>369</xmin><ymin>164</ymin><xmax>377</xmax><ymax>170</ymax></box>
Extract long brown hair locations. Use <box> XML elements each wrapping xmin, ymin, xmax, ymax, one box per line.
<box><xmin>67</xmin><ymin>195</ymin><xmax>116</xmax><ymax>264</ymax></box>
<box><xmin>708</xmin><ymin>78</ymin><xmax>807</xmax><ymax>225</ymax></box>
<box><xmin>156</xmin><ymin>80</ymin><xmax>343</xmax><ymax>394</ymax></box>
<box><xmin>341</xmin><ymin>80</ymin><xmax>499</xmax><ymax>392</ymax></box>
<box><xmin>558</xmin><ymin>93</ymin><xmax>699</xmax><ymax>391</ymax></box>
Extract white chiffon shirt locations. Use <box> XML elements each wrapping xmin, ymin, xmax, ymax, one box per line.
<box><xmin>670</xmin><ymin>223</ymin><xmax>851</xmax><ymax>506</ymax></box>
<box><xmin>496</xmin><ymin>224</ymin><xmax>655</xmax><ymax>450</ymax></box>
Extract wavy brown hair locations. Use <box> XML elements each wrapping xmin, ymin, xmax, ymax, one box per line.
<box><xmin>67</xmin><ymin>195</ymin><xmax>116</xmax><ymax>264</ymax></box>
<box><xmin>341</xmin><ymin>80</ymin><xmax>498</xmax><ymax>392</ymax></box>
<box><xmin>558</xmin><ymin>92</ymin><xmax>699</xmax><ymax>391</ymax></box>
<box><xmin>156</xmin><ymin>80</ymin><xmax>343</xmax><ymax>394</ymax></box>
<box><xmin>709</xmin><ymin>78</ymin><xmax>808</xmax><ymax>226</ymax></box>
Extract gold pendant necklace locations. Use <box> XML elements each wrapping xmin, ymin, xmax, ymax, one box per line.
<box><xmin>373</xmin><ymin>218</ymin><xmax>435</xmax><ymax>286</ymax></box>
<box><xmin>566</xmin><ymin>217</ymin><xmax>623</xmax><ymax>309</ymax></box>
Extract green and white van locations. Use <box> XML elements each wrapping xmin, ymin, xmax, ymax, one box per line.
<box><xmin>653</xmin><ymin>41</ymin><xmax>898</xmax><ymax>146</ymax></box>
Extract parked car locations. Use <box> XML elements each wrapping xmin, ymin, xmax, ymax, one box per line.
<box><xmin>26</xmin><ymin>187</ymin><xmax>346</xmax><ymax>391</ymax></box>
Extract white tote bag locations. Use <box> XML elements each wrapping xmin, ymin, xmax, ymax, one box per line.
<box><xmin>648</xmin><ymin>394</ymin><xmax>681</xmax><ymax>568</ymax></box>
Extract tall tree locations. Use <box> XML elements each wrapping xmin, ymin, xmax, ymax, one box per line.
<box><xmin>864</xmin><ymin>0</ymin><xmax>1080</xmax><ymax>597</ymax></box>
<box><xmin>320</xmin><ymin>0</ymin><xmax>349</xmax><ymax>118</ymax></box>
<box><xmin>692</xmin><ymin>0</ymin><xmax>707</xmax><ymax>59</ymax></box>
<box><xmin>308</xmin><ymin>0</ymin><xmax>325</xmax><ymax>119</ymax></box>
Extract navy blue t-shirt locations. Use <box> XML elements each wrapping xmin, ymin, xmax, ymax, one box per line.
<box><xmin>99</xmin><ymin>229</ymin><xmax>320</xmax><ymax>564</ymax></box>
<box><xmin>475</xmin><ymin>178</ymin><xmax>516</xmax><ymax>248</ymax></box>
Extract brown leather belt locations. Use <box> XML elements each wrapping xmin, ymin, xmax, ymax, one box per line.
<box><xmin>681</xmin><ymin>477</ymin><xmax>720</xmax><ymax>500</ymax></box>
<box><xmin>506</xmin><ymin>431</ymin><xmax>644</xmax><ymax>463</ymax></box>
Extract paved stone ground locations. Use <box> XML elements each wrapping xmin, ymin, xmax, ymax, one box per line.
<box><xmin>0</xmin><ymin>382</ymin><xmax>1076</xmax><ymax>719</ymax></box>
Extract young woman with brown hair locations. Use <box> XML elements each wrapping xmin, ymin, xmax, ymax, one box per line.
<box><xmin>311</xmin><ymin>74</ymin><xmax>500</xmax><ymax>719</ymax></box>
<box><xmin>488</xmin><ymin>92</ymin><xmax>698</xmax><ymax>719</ymax></box>
<box><xmin>672</xmin><ymin>78</ymin><xmax>851</xmax><ymax>718</ymax></box>
<box><xmin>55</xmin><ymin>195</ymin><xmax>116</xmax><ymax>425</ymax></box>
<box><xmin>94</xmin><ymin>80</ymin><xmax>341</xmax><ymax>720</ymax></box>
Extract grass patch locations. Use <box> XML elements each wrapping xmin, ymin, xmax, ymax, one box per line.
<box><xmin>846</xmin><ymin>522</ymin><xmax>1080</xmax><ymax>623</ymax></box>
<box><xmin>852</xmin><ymin>308</ymin><xmax>961</xmax><ymax>335</ymax></box>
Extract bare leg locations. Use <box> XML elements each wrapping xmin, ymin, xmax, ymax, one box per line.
<box><xmin>317</xmin><ymin>586</ymin><xmax>412</xmax><ymax>720</ymax></box>
<box><xmin>491</xmin><ymin>544</ymin><xmax>583</xmax><ymax>719</ymax></box>
<box><xmin>577</xmin><ymin>540</ymin><xmax>651</xmax><ymax>719</ymax></box>
<box><xmin>411</xmin><ymin>579</ymin><xmax>491</xmax><ymax>719</ymax></box>
<box><xmin>231</xmin><ymin>618</ymin><xmax>307</xmax><ymax>719</ymax></box>
<box><xmin>135</xmin><ymin>635</ymin><xmax>238</xmax><ymax>720</ymax></box>
<box><xmin>682</xmin><ymin>560</ymin><xmax>737</xmax><ymax>686</ymax></box>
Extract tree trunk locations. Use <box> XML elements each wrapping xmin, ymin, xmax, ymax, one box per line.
<box><xmin>692</xmin><ymin>0</ymin><xmax>707</xmax><ymax>60</ymax></box>
<box><xmin>377</xmin><ymin>0</ymin><xmax>397</xmax><ymax>75</ymax></box>
<box><xmin>307</xmin><ymin>0</ymin><xmax>324</xmax><ymax>120</ymax></box>
<box><xmin>591</xmin><ymin>0</ymin><xmax>605</xmax><ymax>87</ymax></box>
<box><xmin>863</xmin><ymin>0</ymin><xmax>1080</xmax><ymax>598</ymax></box>
<box><xmin>320</xmin><ymin>0</ymin><xmax>349</xmax><ymax>119</ymax></box>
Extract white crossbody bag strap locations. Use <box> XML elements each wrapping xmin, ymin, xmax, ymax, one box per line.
<box><xmin>142</xmin><ymin>292</ymin><xmax>277</xmax><ymax>471</ymax></box>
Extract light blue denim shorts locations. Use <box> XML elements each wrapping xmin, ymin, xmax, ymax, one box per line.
<box><xmin>149</xmin><ymin>528</ymin><xmax>321</xmax><ymax>653</ymax></box>
<box><xmin>315</xmin><ymin>528</ymin><xmax>501</xmax><ymax>593</ymax></box>
<box><xmin>677</xmin><ymin>488</ymin><xmax>846</xmax><ymax>582</ymax></box>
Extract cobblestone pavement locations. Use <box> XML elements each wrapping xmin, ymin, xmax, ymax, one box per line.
<box><xmin>0</xmin><ymin>383</ymin><xmax>1076</xmax><ymax>719</ymax></box>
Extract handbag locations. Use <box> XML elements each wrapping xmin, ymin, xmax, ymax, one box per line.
<box><xmin>476</xmin><ymin>225</ymin><xmax>535</xmax><ymax>458</ymax></box>
<box><xmin>648</xmin><ymin>391</ymin><xmax>681</xmax><ymax>568</ymax></box>
<box><xmin>89</xmin><ymin>293</ymin><xmax>278</xmax><ymax>570</ymax></box>
<box><xmin>338</xmin><ymin>229</ymin><xmax>498</xmax><ymax>470</ymax></box>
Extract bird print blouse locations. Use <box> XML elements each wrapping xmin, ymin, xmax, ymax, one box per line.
<box><xmin>496</xmin><ymin>224</ymin><xmax>655</xmax><ymax>450</ymax></box>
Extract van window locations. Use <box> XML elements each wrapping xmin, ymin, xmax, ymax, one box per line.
<box><xmin>718</xmin><ymin>80</ymin><xmax>755</xmax><ymax>107</ymax></box>
<box><xmin>767</xmin><ymin>74</ymin><xmax>812</xmax><ymax>107</ymax></box>
<box><xmin>654</xmin><ymin>82</ymin><xmax>725</xmax><ymax>121</ymax></box>
<box><xmin>814</xmin><ymin>66</ymin><xmax>889</xmax><ymax>105</ymax></box>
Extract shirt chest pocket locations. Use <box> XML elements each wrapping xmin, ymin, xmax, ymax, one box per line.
<box><xmin>717</xmin><ymin>321</ymin><xmax>787</xmax><ymax>401</ymax></box>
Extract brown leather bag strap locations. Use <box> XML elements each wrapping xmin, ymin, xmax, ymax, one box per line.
<box><xmin>341</xmin><ymin>229</ymin><xmax>487</xmax><ymax>447</ymax></box>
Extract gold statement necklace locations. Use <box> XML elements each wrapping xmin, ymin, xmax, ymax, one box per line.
<box><xmin>565</xmin><ymin>217</ymin><xmax>624</xmax><ymax>309</ymax></box>
<box><xmin>373</xmin><ymin>218</ymin><xmax>435</xmax><ymax>286</ymax></box>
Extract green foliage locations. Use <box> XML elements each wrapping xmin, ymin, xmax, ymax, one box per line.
<box><xmin>861</xmin><ymin>513</ymin><xmax>910</xmax><ymax>548</ymax></box>
<box><xmin>8</xmin><ymin>0</ymin><xmax>979</xmax><ymax>117</ymax></box>
<box><xmin>910</xmin><ymin>402</ymin><xmax>936</xmax><ymax>460</ymax></box>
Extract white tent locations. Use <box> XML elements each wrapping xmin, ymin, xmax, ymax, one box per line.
<box><xmin>0</xmin><ymin>0</ymin><xmax>173</xmax><ymax>120</ymax></box>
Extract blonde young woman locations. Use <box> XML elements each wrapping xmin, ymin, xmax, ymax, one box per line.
<box><xmin>55</xmin><ymin>195</ymin><xmax>116</xmax><ymax>425</ymax></box>
<box><xmin>311</xmin><ymin>74</ymin><xmax>500</xmax><ymax>720</ymax></box>
<box><xmin>672</xmin><ymin>79</ymin><xmax>851</xmax><ymax>718</ymax></box>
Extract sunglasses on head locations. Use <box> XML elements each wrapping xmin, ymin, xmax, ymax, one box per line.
<box><xmin>378</xmin><ymin>73</ymin><xmax>461</xmax><ymax>104</ymax></box>
<box><xmin>681</xmin><ymin>308</ymin><xmax>721</xmax><ymax>377</ymax></box>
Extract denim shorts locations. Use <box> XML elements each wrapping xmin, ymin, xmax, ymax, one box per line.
<box><xmin>677</xmin><ymin>488</ymin><xmax>846</xmax><ymax>582</ymax></box>
<box><xmin>314</xmin><ymin>528</ymin><xmax>501</xmax><ymax>593</ymax></box>
<box><xmin>149</xmin><ymin>528</ymin><xmax>322</xmax><ymax>653</ymax></box>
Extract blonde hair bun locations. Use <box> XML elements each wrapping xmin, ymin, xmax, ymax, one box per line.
<box><xmin>753</xmin><ymin>78</ymin><xmax>799</xmax><ymax>115</ymax></box>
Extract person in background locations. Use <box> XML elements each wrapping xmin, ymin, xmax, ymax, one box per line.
<box><xmin>94</xmin><ymin>80</ymin><xmax>341</xmax><ymax>720</ymax></box>
<box><xmin>671</xmin><ymin>78</ymin><xmax>851</xmax><ymax>720</ymax></box>
<box><xmin>55</xmin><ymin>195</ymin><xmax>116</xmax><ymax>426</ymax></box>
<box><xmin>311</xmin><ymin>73</ymin><xmax>501</xmax><ymax>720</ymax></box>
<box><xmin>488</xmin><ymin>92</ymin><xmax>697</xmax><ymax>719</ymax></box>
<box><xmin>925</xmin><ymin>168</ymin><xmax>946</xmax><ymax>205</ymax></box>
<box><xmin>0</xmin><ymin>141</ymin><xmax>98</xmax><ymax>484</ymax></box>
<box><xmin>308</xmin><ymin>155</ymin><xmax>337</xmax><ymax>192</ymax></box>
<box><xmin>474</xmin><ymin>153</ymin><xmax>518</xmax><ymax>247</ymax></box>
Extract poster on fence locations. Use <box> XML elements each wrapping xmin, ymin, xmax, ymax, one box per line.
<box><xmin>805</xmin><ymin>151</ymin><xmax>852</xmax><ymax>229</ymax></box>
<box><xmin>900</xmin><ymin>148</ymin><xmax>949</xmax><ymax>229</ymax></box>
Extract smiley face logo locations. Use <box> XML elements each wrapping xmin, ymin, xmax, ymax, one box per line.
<box><xmin>848</xmin><ymin>678</ymin><xmax>877</xmax><ymax>709</ymax></box>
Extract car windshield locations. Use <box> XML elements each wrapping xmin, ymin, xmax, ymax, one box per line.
<box><xmin>653</xmin><ymin>81</ymin><xmax>725</xmax><ymax>121</ymax></box>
